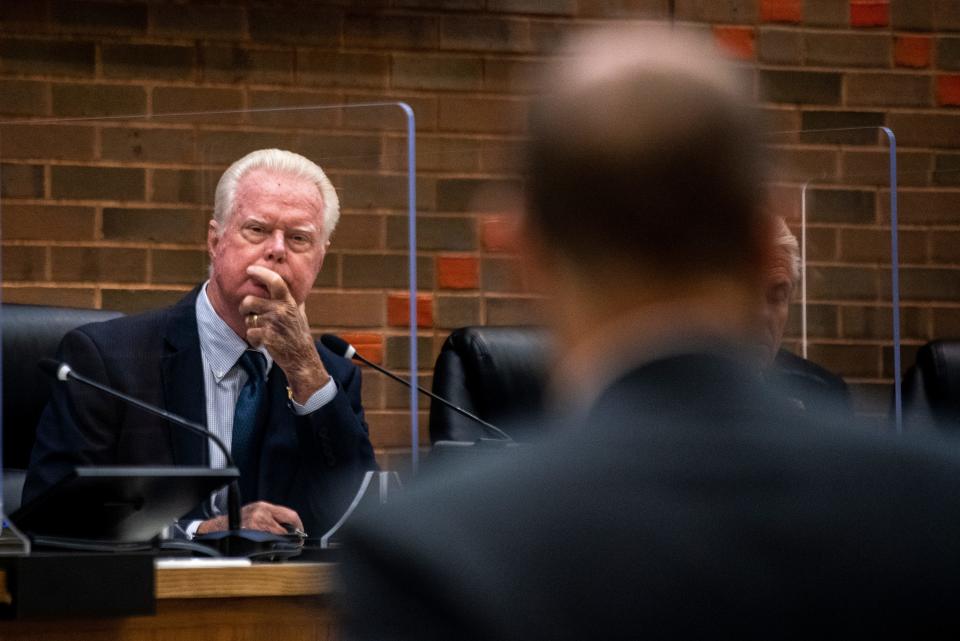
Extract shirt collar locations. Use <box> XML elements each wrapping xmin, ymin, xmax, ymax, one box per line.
<box><xmin>196</xmin><ymin>281</ymin><xmax>273</xmax><ymax>382</ymax></box>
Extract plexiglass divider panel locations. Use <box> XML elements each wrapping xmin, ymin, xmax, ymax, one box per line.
<box><xmin>764</xmin><ymin>126</ymin><xmax>900</xmax><ymax>430</ymax></box>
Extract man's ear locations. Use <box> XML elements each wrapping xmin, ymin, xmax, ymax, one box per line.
<box><xmin>207</xmin><ymin>220</ymin><xmax>219</xmax><ymax>261</ymax></box>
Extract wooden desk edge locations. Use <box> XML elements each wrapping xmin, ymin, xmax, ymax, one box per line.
<box><xmin>0</xmin><ymin>561</ymin><xmax>337</xmax><ymax>603</ymax></box>
<box><xmin>156</xmin><ymin>561</ymin><xmax>338</xmax><ymax>599</ymax></box>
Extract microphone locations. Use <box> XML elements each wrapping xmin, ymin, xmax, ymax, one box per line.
<box><xmin>320</xmin><ymin>334</ymin><xmax>513</xmax><ymax>442</ymax></box>
<box><xmin>38</xmin><ymin>358</ymin><xmax>295</xmax><ymax>557</ymax></box>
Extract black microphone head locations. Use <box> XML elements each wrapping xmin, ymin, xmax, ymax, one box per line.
<box><xmin>321</xmin><ymin>334</ymin><xmax>356</xmax><ymax>359</ymax></box>
<box><xmin>38</xmin><ymin>358</ymin><xmax>71</xmax><ymax>381</ymax></box>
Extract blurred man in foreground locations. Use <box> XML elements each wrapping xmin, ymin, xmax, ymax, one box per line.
<box><xmin>760</xmin><ymin>217</ymin><xmax>851</xmax><ymax>414</ymax></box>
<box><xmin>26</xmin><ymin>149</ymin><xmax>377</xmax><ymax>537</ymax></box>
<box><xmin>340</xmin><ymin>27</ymin><xmax>960</xmax><ymax>639</ymax></box>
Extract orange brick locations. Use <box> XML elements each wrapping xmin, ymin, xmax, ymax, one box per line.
<box><xmin>437</xmin><ymin>255</ymin><xmax>480</xmax><ymax>289</ymax></box>
<box><xmin>387</xmin><ymin>293</ymin><xmax>433</xmax><ymax>328</ymax></box>
<box><xmin>712</xmin><ymin>26</ymin><xmax>755</xmax><ymax>60</ymax></box>
<box><xmin>850</xmin><ymin>1</ymin><xmax>889</xmax><ymax>27</ymax></box>
<box><xmin>338</xmin><ymin>331</ymin><xmax>384</xmax><ymax>365</ymax></box>
<box><xmin>759</xmin><ymin>0</ymin><xmax>801</xmax><ymax>23</ymax></box>
<box><xmin>480</xmin><ymin>215</ymin><xmax>518</xmax><ymax>253</ymax></box>
<box><xmin>894</xmin><ymin>36</ymin><xmax>931</xmax><ymax>68</ymax></box>
<box><xmin>937</xmin><ymin>75</ymin><xmax>960</xmax><ymax>106</ymax></box>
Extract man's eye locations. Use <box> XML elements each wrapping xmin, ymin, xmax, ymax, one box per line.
<box><xmin>289</xmin><ymin>233</ymin><xmax>313</xmax><ymax>247</ymax></box>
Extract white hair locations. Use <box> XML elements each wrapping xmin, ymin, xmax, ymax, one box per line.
<box><xmin>774</xmin><ymin>216</ymin><xmax>801</xmax><ymax>286</ymax></box>
<box><xmin>213</xmin><ymin>148</ymin><xmax>340</xmax><ymax>240</ymax></box>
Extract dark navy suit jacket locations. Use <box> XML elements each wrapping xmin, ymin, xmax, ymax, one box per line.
<box><xmin>24</xmin><ymin>287</ymin><xmax>377</xmax><ymax>535</ymax></box>
<box><xmin>342</xmin><ymin>351</ymin><xmax>960</xmax><ymax>639</ymax></box>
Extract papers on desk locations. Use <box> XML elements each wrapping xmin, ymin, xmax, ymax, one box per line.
<box><xmin>156</xmin><ymin>557</ymin><xmax>252</xmax><ymax>569</ymax></box>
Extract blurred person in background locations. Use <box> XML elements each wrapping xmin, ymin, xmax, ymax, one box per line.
<box><xmin>760</xmin><ymin>216</ymin><xmax>852</xmax><ymax>415</ymax></box>
<box><xmin>340</xmin><ymin>26</ymin><xmax>960</xmax><ymax>640</ymax></box>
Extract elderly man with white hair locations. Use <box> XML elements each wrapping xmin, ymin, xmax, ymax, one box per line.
<box><xmin>760</xmin><ymin>216</ymin><xmax>851</xmax><ymax>415</ymax></box>
<box><xmin>25</xmin><ymin>149</ymin><xmax>377</xmax><ymax>538</ymax></box>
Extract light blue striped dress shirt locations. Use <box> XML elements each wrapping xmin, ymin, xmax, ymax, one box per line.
<box><xmin>184</xmin><ymin>282</ymin><xmax>337</xmax><ymax>535</ymax></box>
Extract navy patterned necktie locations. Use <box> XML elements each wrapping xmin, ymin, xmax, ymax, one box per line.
<box><xmin>232</xmin><ymin>350</ymin><xmax>268</xmax><ymax>505</ymax></box>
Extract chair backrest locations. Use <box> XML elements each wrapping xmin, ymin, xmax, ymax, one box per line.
<box><xmin>429</xmin><ymin>326</ymin><xmax>551</xmax><ymax>443</ymax></box>
<box><xmin>901</xmin><ymin>339</ymin><xmax>960</xmax><ymax>432</ymax></box>
<box><xmin>2</xmin><ymin>304</ymin><xmax>125</xmax><ymax>471</ymax></box>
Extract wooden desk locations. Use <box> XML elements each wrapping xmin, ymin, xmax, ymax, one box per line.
<box><xmin>0</xmin><ymin>561</ymin><xmax>339</xmax><ymax>641</ymax></box>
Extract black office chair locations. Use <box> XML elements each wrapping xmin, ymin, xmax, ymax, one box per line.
<box><xmin>429</xmin><ymin>326</ymin><xmax>552</xmax><ymax>443</ymax></box>
<box><xmin>901</xmin><ymin>339</ymin><xmax>960</xmax><ymax>433</ymax></box>
<box><xmin>770</xmin><ymin>348</ymin><xmax>852</xmax><ymax>416</ymax></box>
<box><xmin>2</xmin><ymin>304</ymin><xmax>124</xmax><ymax>513</ymax></box>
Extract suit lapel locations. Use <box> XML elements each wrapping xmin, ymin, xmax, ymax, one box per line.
<box><xmin>160</xmin><ymin>287</ymin><xmax>208</xmax><ymax>466</ymax></box>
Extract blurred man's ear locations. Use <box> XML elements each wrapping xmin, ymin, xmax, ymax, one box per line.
<box><xmin>207</xmin><ymin>220</ymin><xmax>220</xmax><ymax>260</ymax></box>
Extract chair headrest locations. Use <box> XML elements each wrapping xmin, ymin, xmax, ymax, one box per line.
<box><xmin>915</xmin><ymin>340</ymin><xmax>960</xmax><ymax>413</ymax></box>
<box><xmin>2</xmin><ymin>304</ymin><xmax>124</xmax><ymax>469</ymax></box>
<box><xmin>442</xmin><ymin>326</ymin><xmax>552</xmax><ymax>418</ymax></box>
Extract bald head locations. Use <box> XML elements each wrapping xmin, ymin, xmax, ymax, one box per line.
<box><xmin>526</xmin><ymin>26</ymin><xmax>768</xmax><ymax>280</ymax></box>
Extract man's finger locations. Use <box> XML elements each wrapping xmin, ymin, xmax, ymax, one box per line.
<box><xmin>266</xmin><ymin>504</ymin><xmax>304</xmax><ymax>531</ymax></box>
<box><xmin>239</xmin><ymin>295</ymin><xmax>270</xmax><ymax>317</ymax></box>
<box><xmin>247</xmin><ymin>265</ymin><xmax>292</xmax><ymax>301</ymax></box>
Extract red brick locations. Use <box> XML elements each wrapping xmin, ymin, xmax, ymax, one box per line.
<box><xmin>894</xmin><ymin>35</ymin><xmax>932</xmax><ymax>68</ymax></box>
<box><xmin>305</xmin><ymin>292</ymin><xmax>384</xmax><ymax>328</ymax></box>
<box><xmin>100</xmin><ymin>127</ymin><xmax>196</xmax><ymax>164</ymax></box>
<box><xmin>387</xmin><ymin>293</ymin><xmax>433</xmax><ymax>328</ymax></box>
<box><xmin>485</xmin><ymin>296</ymin><xmax>544</xmax><ymax>325</ymax></box>
<box><xmin>247</xmin><ymin>90</ymin><xmax>342</xmax><ymax>129</ymax></box>
<box><xmin>760</xmin><ymin>0</ymin><xmax>801</xmax><ymax>23</ymax></box>
<box><xmin>1</xmin><ymin>163</ymin><xmax>44</xmax><ymax>198</ymax></box>
<box><xmin>344</xmin><ymin>13</ymin><xmax>439</xmax><ymax>49</ymax></box>
<box><xmin>101</xmin><ymin>288</ymin><xmax>187</xmax><ymax>314</ymax></box>
<box><xmin>101</xmin><ymin>43</ymin><xmax>196</xmax><ymax>81</ymax></box>
<box><xmin>713</xmin><ymin>26</ymin><xmax>755</xmax><ymax>60</ymax></box>
<box><xmin>440</xmin><ymin>15</ymin><xmax>531</xmax><ymax>53</ymax></box>
<box><xmin>338</xmin><ymin>332</ymin><xmax>384</xmax><ymax>365</ymax></box>
<box><xmin>392</xmin><ymin>55</ymin><xmax>483</xmax><ymax>91</ymax></box>
<box><xmin>151</xmin><ymin>249</ymin><xmax>207</xmax><ymax>285</ymax></box>
<box><xmin>152</xmin><ymin>87</ymin><xmax>244</xmax><ymax>124</ymax></box>
<box><xmin>936</xmin><ymin>75</ymin><xmax>960</xmax><ymax>106</ymax></box>
<box><xmin>51</xmin><ymin>166</ymin><xmax>145</xmax><ymax>201</ymax></box>
<box><xmin>52</xmin><ymin>83</ymin><xmax>146</xmax><ymax>118</ymax></box>
<box><xmin>3</xmin><ymin>286</ymin><xmax>96</xmax><ymax>308</ymax></box>
<box><xmin>199</xmin><ymin>45</ymin><xmax>295</xmax><ymax>85</ymax></box>
<box><xmin>482</xmin><ymin>256</ymin><xmax>525</xmax><ymax>292</ymax></box>
<box><xmin>51</xmin><ymin>247</ymin><xmax>147</xmax><ymax>283</ymax></box>
<box><xmin>437</xmin><ymin>255</ymin><xmax>479</xmax><ymax>289</ymax></box>
<box><xmin>0</xmin><ymin>124</ymin><xmax>95</xmax><ymax>161</ymax></box>
<box><xmin>299</xmin><ymin>51</ymin><xmax>389</xmax><ymax>89</ymax></box>
<box><xmin>438</xmin><ymin>97</ymin><xmax>527</xmax><ymax>134</ymax></box>
<box><xmin>330</xmin><ymin>214</ymin><xmax>384</xmax><ymax>250</ymax></box>
<box><xmin>103</xmin><ymin>208</ymin><xmax>206</xmax><ymax>244</ymax></box>
<box><xmin>851</xmin><ymin>0</ymin><xmax>890</xmax><ymax>27</ymax></box>
<box><xmin>0</xmin><ymin>79</ymin><xmax>48</xmax><ymax>117</ymax></box>
<box><xmin>481</xmin><ymin>215</ymin><xmax>519</xmax><ymax>253</ymax></box>
<box><xmin>2</xmin><ymin>205</ymin><xmax>96</xmax><ymax>241</ymax></box>
<box><xmin>3</xmin><ymin>245</ymin><xmax>46</xmax><ymax>281</ymax></box>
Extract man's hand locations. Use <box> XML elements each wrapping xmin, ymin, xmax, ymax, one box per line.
<box><xmin>240</xmin><ymin>264</ymin><xmax>329</xmax><ymax>402</ymax></box>
<box><xmin>195</xmin><ymin>500</ymin><xmax>304</xmax><ymax>535</ymax></box>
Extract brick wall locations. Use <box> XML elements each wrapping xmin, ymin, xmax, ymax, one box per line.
<box><xmin>2</xmin><ymin>0</ymin><xmax>959</xmax><ymax>469</ymax></box>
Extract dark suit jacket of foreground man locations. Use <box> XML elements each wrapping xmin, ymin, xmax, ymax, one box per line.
<box><xmin>340</xmin><ymin>349</ymin><xmax>960</xmax><ymax>639</ymax></box>
<box><xmin>25</xmin><ymin>287</ymin><xmax>377</xmax><ymax>535</ymax></box>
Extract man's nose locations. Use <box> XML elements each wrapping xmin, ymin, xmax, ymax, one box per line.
<box><xmin>265</xmin><ymin>230</ymin><xmax>286</xmax><ymax>263</ymax></box>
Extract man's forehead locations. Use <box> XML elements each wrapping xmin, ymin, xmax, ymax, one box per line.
<box><xmin>234</xmin><ymin>168</ymin><xmax>324</xmax><ymax>220</ymax></box>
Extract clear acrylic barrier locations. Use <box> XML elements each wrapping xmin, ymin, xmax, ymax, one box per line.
<box><xmin>0</xmin><ymin>103</ymin><xmax>418</xmax><ymax>550</ymax></box>
<box><xmin>764</xmin><ymin>125</ymin><xmax>900</xmax><ymax>430</ymax></box>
